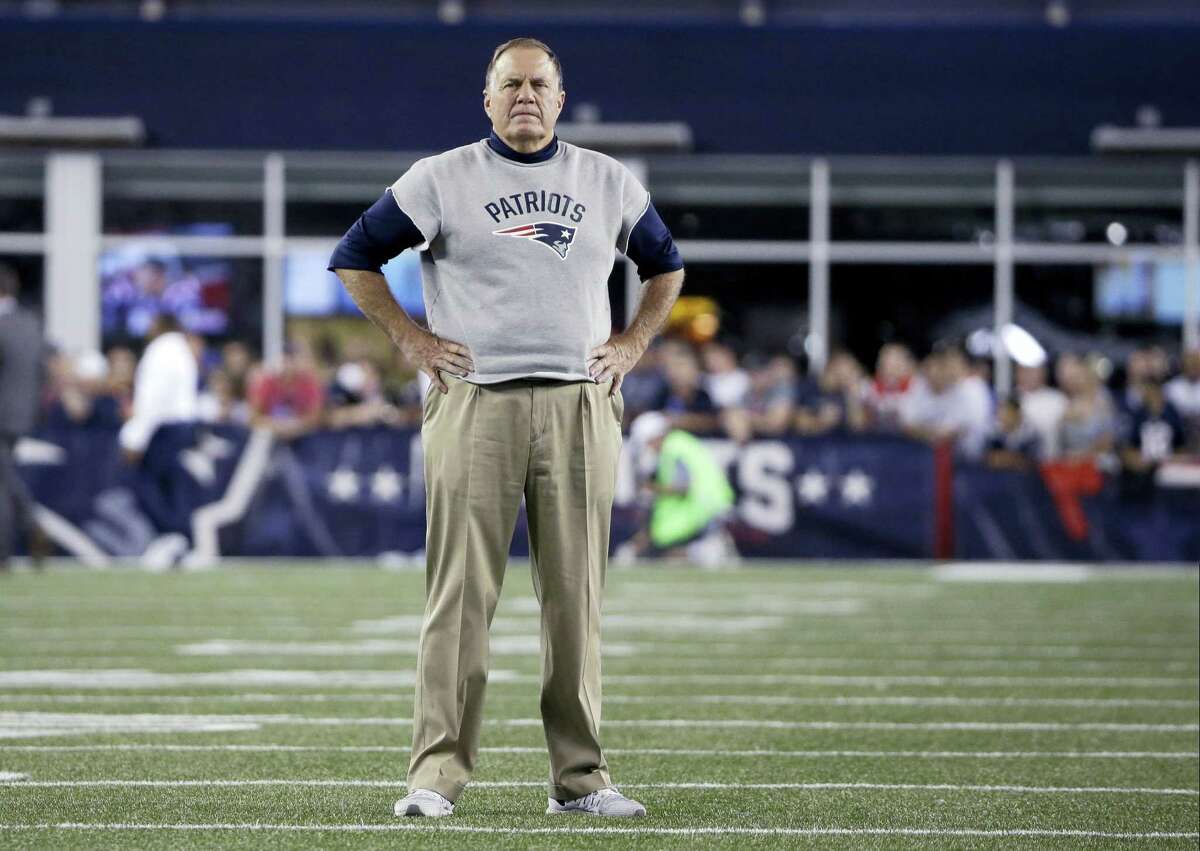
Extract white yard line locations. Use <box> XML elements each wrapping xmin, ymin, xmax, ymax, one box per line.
<box><xmin>11</xmin><ymin>642</ymin><xmax>1196</xmax><ymax>670</ymax></box>
<box><xmin>603</xmin><ymin>673</ymin><xmax>1200</xmax><ymax>687</ymax></box>
<box><xmin>1</xmin><ymin>824</ymin><xmax>1197</xmax><ymax>839</ymax></box>
<box><xmin>1</xmin><ymin>712</ymin><xmax>1196</xmax><ymax>734</ymax></box>
<box><xmin>4</xmin><ymin>669</ymin><xmax>1195</xmax><ymax>690</ymax></box>
<box><xmin>0</xmin><ymin>692</ymin><xmax>1194</xmax><ymax>708</ymax></box>
<box><xmin>2</xmin><ymin>744</ymin><xmax>1195</xmax><ymax>759</ymax></box>
<box><xmin>1</xmin><ymin>779</ymin><xmax>1195</xmax><ymax>796</ymax></box>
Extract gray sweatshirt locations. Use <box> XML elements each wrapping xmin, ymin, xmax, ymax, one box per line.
<box><xmin>390</xmin><ymin>139</ymin><xmax>651</xmax><ymax>384</ymax></box>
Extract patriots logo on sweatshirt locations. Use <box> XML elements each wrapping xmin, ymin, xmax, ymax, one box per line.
<box><xmin>492</xmin><ymin>222</ymin><xmax>577</xmax><ymax>259</ymax></box>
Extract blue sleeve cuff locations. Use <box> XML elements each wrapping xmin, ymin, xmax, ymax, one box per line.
<box><xmin>328</xmin><ymin>189</ymin><xmax>426</xmax><ymax>272</ymax></box>
<box><xmin>625</xmin><ymin>202</ymin><xmax>684</xmax><ymax>281</ymax></box>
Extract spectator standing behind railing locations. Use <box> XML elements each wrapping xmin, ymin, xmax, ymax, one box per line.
<box><xmin>1057</xmin><ymin>353</ymin><xmax>1117</xmax><ymax>462</ymax></box>
<box><xmin>1120</xmin><ymin>379</ymin><xmax>1188</xmax><ymax>495</ymax></box>
<box><xmin>197</xmin><ymin>368</ymin><xmax>250</xmax><ymax>426</ymax></box>
<box><xmin>325</xmin><ymin>359</ymin><xmax>402</xmax><ymax>429</ymax></box>
<box><xmin>1015</xmin><ymin>362</ymin><xmax>1067</xmax><ymax>460</ymax></box>
<box><xmin>43</xmin><ymin>350</ymin><xmax>123</xmax><ymax>430</ymax></box>
<box><xmin>984</xmin><ymin>397</ymin><xmax>1039</xmax><ymax>471</ymax></box>
<box><xmin>743</xmin><ymin>352</ymin><xmax>796</xmax><ymax>438</ymax></box>
<box><xmin>1164</xmin><ymin>348</ymin><xmax>1200</xmax><ymax>452</ymax></box>
<box><xmin>118</xmin><ymin>314</ymin><xmax>199</xmax><ymax>463</ymax></box>
<box><xmin>651</xmin><ymin>339</ymin><xmax>720</xmax><ymax>434</ymax></box>
<box><xmin>903</xmin><ymin>346</ymin><xmax>991</xmax><ymax>460</ymax></box>
<box><xmin>0</xmin><ymin>264</ymin><xmax>48</xmax><ymax>571</ymax></box>
<box><xmin>864</xmin><ymin>342</ymin><xmax>918</xmax><ymax>431</ymax></box>
<box><xmin>701</xmin><ymin>340</ymin><xmax>752</xmax><ymax>442</ymax></box>
<box><xmin>797</xmin><ymin>350</ymin><xmax>868</xmax><ymax>435</ymax></box>
<box><xmin>246</xmin><ymin>343</ymin><xmax>325</xmax><ymax>440</ymax></box>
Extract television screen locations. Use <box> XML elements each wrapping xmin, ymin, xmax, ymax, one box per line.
<box><xmin>100</xmin><ymin>224</ymin><xmax>234</xmax><ymax>340</ymax></box>
<box><xmin>286</xmin><ymin>247</ymin><xmax>424</xmax><ymax>318</ymax></box>
<box><xmin>1094</xmin><ymin>261</ymin><xmax>1187</xmax><ymax>324</ymax></box>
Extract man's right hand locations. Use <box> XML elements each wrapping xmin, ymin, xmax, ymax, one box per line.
<box><xmin>397</xmin><ymin>328</ymin><xmax>473</xmax><ymax>393</ymax></box>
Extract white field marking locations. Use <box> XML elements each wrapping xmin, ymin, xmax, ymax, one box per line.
<box><xmin>174</xmin><ymin>638</ymin><xmax>637</xmax><ymax>657</ymax></box>
<box><xmin>0</xmin><ymin>669</ymin><xmax>505</xmax><ymax>689</ymax></box>
<box><xmin>2</xmin><ymin>825</ymin><xmax>1198</xmax><ymax>840</ymax></box>
<box><xmin>602</xmin><ymin>673</ymin><xmax>1200</xmax><ymax>688</ymax></box>
<box><xmin>612</xmin><ymin>656</ymin><xmax>1198</xmax><ymax>673</ymax></box>
<box><xmin>13</xmin><ymin>648</ymin><xmax>1192</xmax><ymax>675</ymax></box>
<box><xmin>603</xmin><ymin>694</ymin><xmax>1200</xmax><ymax>708</ymax></box>
<box><xmin>2</xmin><ymin>669</ymin><xmax>1196</xmax><ymax>691</ymax></box>
<box><xmin>0</xmin><ymin>693</ymin><xmax>414</xmax><ymax>705</ymax></box>
<box><xmin>934</xmin><ymin>563</ymin><xmax>1093</xmax><ymax>583</ymax></box>
<box><xmin>12</xmin><ymin>634</ymin><xmax>1194</xmax><ymax>669</ymax></box>
<box><xmin>2</xmin><ymin>744</ymin><xmax>1195</xmax><ymax>761</ymax></box>
<box><xmin>350</xmin><ymin>612</ymin><xmax>820</xmax><ymax>636</ymax></box>
<box><xmin>0</xmin><ymin>712</ymin><xmax>261</xmax><ymax>739</ymax></box>
<box><xmin>3</xmin><ymin>713</ymin><xmax>1195</xmax><ymax>735</ymax></box>
<box><xmin>0</xmin><ymin>626</ymin><xmax>327</xmax><ymax>639</ymax></box>
<box><xmin>0</xmin><ymin>772</ymin><xmax>28</xmax><ymax>780</ymax></box>
<box><xmin>6</xmin><ymin>623</ymin><xmax>1192</xmax><ymax>650</ymax></box>
<box><xmin>2</xmin><ymin>780</ymin><xmax>1196</xmax><ymax>797</ymax></box>
<box><xmin>2</xmin><ymin>692</ymin><xmax>1195</xmax><ymax>709</ymax></box>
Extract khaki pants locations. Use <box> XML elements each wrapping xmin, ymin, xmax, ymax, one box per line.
<box><xmin>409</xmin><ymin>377</ymin><xmax>623</xmax><ymax>803</ymax></box>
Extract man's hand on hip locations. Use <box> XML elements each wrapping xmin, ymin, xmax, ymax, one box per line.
<box><xmin>588</xmin><ymin>332</ymin><xmax>646</xmax><ymax>396</ymax></box>
<box><xmin>397</xmin><ymin>327</ymin><xmax>474</xmax><ymax>394</ymax></box>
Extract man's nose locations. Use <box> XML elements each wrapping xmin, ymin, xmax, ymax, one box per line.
<box><xmin>516</xmin><ymin>82</ymin><xmax>536</xmax><ymax>100</ymax></box>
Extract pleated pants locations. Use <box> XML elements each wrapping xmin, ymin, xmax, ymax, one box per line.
<box><xmin>408</xmin><ymin>377</ymin><xmax>623</xmax><ymax>803</ymax></box>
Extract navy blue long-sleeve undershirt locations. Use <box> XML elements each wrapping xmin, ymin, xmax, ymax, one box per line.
<box><xmin>328</xmin><ymin>137</ymin><xmax>683</xmax><ymax>280</ymax></box>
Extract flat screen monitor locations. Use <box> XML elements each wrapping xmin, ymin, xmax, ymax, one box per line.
<box><xmin>1094</xmin><ymin>261</ymin><xmax>1186</xmax><ymax>325</ymax></box>
<box><xmin>286</xmin><ymin>248</ymin><xmax>424</xmax><ymax>318</ymax></box>
<box><xmin>100</xmin><ymin>224</ymin><xmax>234</xmax><ymax>340</ymax></box>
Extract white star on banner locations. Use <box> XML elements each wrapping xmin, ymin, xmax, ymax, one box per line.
<box><xmin>371</xmin><ymin>467</ymin><xmax>403</xmax><ymax>503</ymax></box>
<box><xmin>327</xmin><ymin>468</ymin><xmax>360</xmax><ymax>502</ymax></box>
<box><xmin>797</xmin><ymin>470</ymin><xmax>830</xmax><ymax>505</ymax></box>
<box><xmin>840</xmin><ymin>469</ymin><xmax>875</xmax><ymax>507</ymax></box>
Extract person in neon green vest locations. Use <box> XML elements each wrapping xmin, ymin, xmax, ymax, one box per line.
<box><xmin>615</xmin><ymin>412</ymin><xmax>738</xmax><ymax>565</ymax></box>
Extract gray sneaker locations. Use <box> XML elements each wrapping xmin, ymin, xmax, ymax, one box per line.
<box><xmin>546</xmin><ymin>787</ymin><xmax>647</xmax><ymax>817</ymax></box>
<box><xmin>394</xmin><ymin>788</ymin><xmax>454</xmax><ymax>817</ymax></box>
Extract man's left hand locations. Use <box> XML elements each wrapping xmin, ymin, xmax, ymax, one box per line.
<box><xmin>588</xmin><ymin>332</ymin><xmax>645</xmax><ymax>395</ymax></box>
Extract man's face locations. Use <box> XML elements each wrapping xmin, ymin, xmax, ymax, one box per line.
<box><xmin>484</xmin><ymin>47</ymin><xmax>564</xmax><ymax>149</ymax></box>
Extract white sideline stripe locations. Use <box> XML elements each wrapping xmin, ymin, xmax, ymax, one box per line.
<box><xmin>2</xmin><ymin>824</ymin><xmax>1198</xmax><ymax>839</ymax></box>
<box><xmin>4</xmin><ymin>669</ymin><xmax>1195</xmax><ymax>691</ymax></box>
<box><xmin>2</xmin><ymin>744</ymin><xmax>1195</xmax><ymax>760</ymax></box>
<box><xmin>3</xmin><ymin>780</ymin><xmax>1196</xmax><ymax>796</ymax></box>
<box><xmin>2</xmin><ymin>713</ymin><xmax>1196</xmax><ymax>734</ymax></box>
<box><xmin>1</xmin><ymin>692</ymin><xmax>1195</xmax><ymax>709</ymax></box>
<box><xmin>934</xmin><ymin>563</ymin><xmax>1092</xmax><ymax>583</ymax></box>
<box><xmin>0</xmin><ymin>772</ymin><xmax>28</xmax><ymax>780</ymax></box>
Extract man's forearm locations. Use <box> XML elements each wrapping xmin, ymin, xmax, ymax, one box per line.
<box><xmin>334</xmin><ymin>269</ymin><xmax>423</xmax><ymax>347</ymax></box>
<box><xmin>624</xmin><ymin>269</ymin><xmax>684</xmax><ymax>347</ymax></box>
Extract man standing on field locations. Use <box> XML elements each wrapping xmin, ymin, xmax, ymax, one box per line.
<box><xmin>329</xmin><ymin>37</ymin><xmax>685</xmax><ymax>818</ymax></box>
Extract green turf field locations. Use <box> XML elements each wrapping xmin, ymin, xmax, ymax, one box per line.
<box><xmin>0</xmin><ymin>562</ymin><xmax>1197</xmax><ymax>849</ymax></box>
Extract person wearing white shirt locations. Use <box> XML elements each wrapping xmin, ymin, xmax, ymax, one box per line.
<box><xmin>1016</xmin><ymin>363</ymin><xmax>1067</xmax><ymax>460</ymax></box>
<box><xmin>1164</xmin><ymin>348</ymin><xmax>1200</xmax><ymax>452</ymax></box>
<box><xmin>118</xmin><ymin>314</ymin><xmax>199</xmax><ymax>461</ymax></box>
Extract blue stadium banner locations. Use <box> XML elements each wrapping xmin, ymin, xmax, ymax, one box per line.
<box><xmin>13</xmin><ymin>425</ymin><xmax>1199</xmax><ymax>564</ymax></box>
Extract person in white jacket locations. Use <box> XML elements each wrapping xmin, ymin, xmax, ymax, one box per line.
<box><xmin>118</xmin><ymin>313</ymin><xmax>198</xmax><ymax>463</ymax></box>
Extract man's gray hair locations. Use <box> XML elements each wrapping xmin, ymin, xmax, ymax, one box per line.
<box><xmin>485</xmin><ymin>37</ymin><xmax>563</xmax><ymax>90</ymax></box>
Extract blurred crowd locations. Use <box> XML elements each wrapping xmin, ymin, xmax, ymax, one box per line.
<box><xmin>613</xmin><ymin>338</ymin><xmax>1200</xmax><ymax>476</ymax></box>
<box><xmin>38</xmin><ymin>324</ymin><xmax>1200</xmax><ymax>477</ymax></box>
